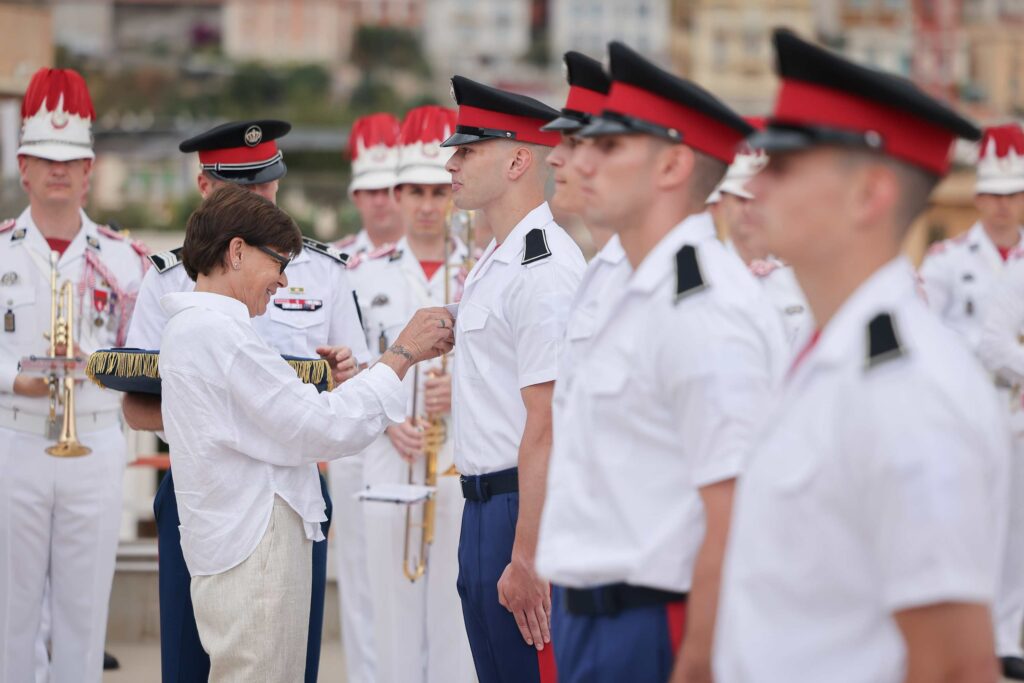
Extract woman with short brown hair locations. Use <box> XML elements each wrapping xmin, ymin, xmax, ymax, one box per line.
<box><xmin>159</xmin><ymin>185</ymin><xmax>454</xmax><ymax>681</ymax></box>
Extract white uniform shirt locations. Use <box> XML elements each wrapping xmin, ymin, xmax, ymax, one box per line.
<box><xmin>0</xmin><ymin>208</ymin><xmax>146</xmax><ymax>416</ymax></box>
<box><xmin>715</xmin><ymin>257</ymin><xmax>1011</xmax><ymax>683</ymax></box>
<box><xmin>919</xmin><ymin>221</ymin><xmax>1024</xmax><ymax>354</ymax></box>
<box><xmin>127</xmin><ymin>241</ymin><xmax>369</xmax><ymax>363</ymax></box>
<box><xmin>979</xmin><ymin>253</ymin><xmax>1024</xmax><ymax>397</ymax></box>
<box><xmin>349</xmin><ymin>236</ymin><xmax>468</xmax><ymax>474</ymax></box>
<box><xmin>749</xmin><ymin>258</ymin><xmax>813</xmax><ymax>351</ymax></box>
<box><xmin>160</xmin><ymin>291</ymin><xmax>406</xmax><ymax>576</ymax></box>
<box><xmin>536</xmin><ymin>213</ymin><xmax>787</xmax><ymax>592</ymax></box>
<box><xmin>452</xmin><ymin>202</ymin><xmax>584</xmax><ymax>476</ymax></box>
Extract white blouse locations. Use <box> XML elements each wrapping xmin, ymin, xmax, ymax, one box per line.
<box><xmin>160</xmin><ymin>291</ymin><xmax>405</xmax><ymax>576</ymax></box>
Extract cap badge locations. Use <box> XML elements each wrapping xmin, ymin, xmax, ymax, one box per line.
<box><xmin>244</xmin><ymin>125</ymin><xmax>263</xmax><ymax>147</ymax></box>
<box><xmin>449</xmin><ymin>80</ymin><xmax>457</xmax><ymax>104</ymax></box>
<box><xmin>51</xmin><ymin>109</ymin><xmax>69</xmax><ymax>130</ymax></box>
<box><xmin>423</xmin><ymin>142</ymin><xmax>440</xmax><ymax>158</ymax></box>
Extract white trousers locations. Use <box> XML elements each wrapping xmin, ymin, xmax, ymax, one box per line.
<box><xmin>191</xmin><ymin>496</ymin><xmax>312</xmax><ymax>683</ymax></box>
<box><xmin>0</xmin><ymin>424</ymin><xmax>125</xmax><ymax>683</ymax></box>
<box><xmin>363</xmin><ymin>435</ymin><xmax>476</xmax><ymax>683</ymax></box>
<box><xmin>327</xmin><ymin>454</ymin><xmax>376</xmax><ymax>683</ymax></box>
<box><xmin>996</xmin><ymin>427</ymin><xmax>1024</xmax><ymax>657</ymax></box>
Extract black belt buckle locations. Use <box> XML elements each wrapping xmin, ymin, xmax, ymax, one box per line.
<box><xmin>460</xmin><ymin>475</ymin><xmax>491</xmax><ymax>502</ymax></box>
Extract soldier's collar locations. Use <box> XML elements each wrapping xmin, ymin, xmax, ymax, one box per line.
<box><xmin>490</xmin><ymin>202</ymin><xmax>555</xmax><ymax>265</ymax></box>
<box><xmin>628</xmin><ymin>212</ymin><xmax>716</xmax><ymax>295</ymax></box>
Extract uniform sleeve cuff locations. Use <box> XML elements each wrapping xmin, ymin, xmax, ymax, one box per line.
<box><xmin>519</xmin><ymin>368</ymin><xmax>558</xmax><ymax>389</ymax></box>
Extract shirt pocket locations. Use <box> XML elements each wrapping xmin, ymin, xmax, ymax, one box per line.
<box><xmin>458</xmin><ymin>303</ymin><xmax>492</xmax><ymax>377</ymax></box>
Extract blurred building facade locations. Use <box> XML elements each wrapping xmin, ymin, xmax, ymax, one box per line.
<box><xmin>549</xmin><ymin>0</ymin><xmax>671</xmax><ymax>67</ymax></box>
<box><xmin>223</xmin><ymin>0</ymin><xmax>354</xmax><ymax>64</ymax></box>
<box><xmin>350</xmin><ymin>0</ymin><xmax>424</xmax><ymax>27</ymax></box>
<box><xmin>423</xmin><ymin>0</ymin><xmax>532</xmax><ymax>76</ymax></box>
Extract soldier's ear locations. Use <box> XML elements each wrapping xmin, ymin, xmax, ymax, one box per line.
<box><xmin>654</xmin><ymin>143</ymin><xmax>694</xmax><ymax>192</ymax></box>
<box><xmin>507</xmin><ymin>145</ymin><xmax>534</xmax><ymax>181</ymax></box>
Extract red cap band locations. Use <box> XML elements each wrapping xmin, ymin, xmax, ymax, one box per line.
<box><xmin>564</xmin><ymin>86</ymin><xmax>606</xmax><ymax>117</ymax></box>
<box><xmin>774</xmin><ymin>79</ymin><xmax>955</xmax><ymax>175</ymax></box>
<box><xmin>457</xmin><ymin>105</ymin><xmax>560</xmax><ymax>147</ymax></box>
<box><xmin>198</xmin><ymin>140</ymin><xmax>280</xmax><ymax>167</ymax></box>
<box><xmin>604</xmin><ymin>82</ymin><xmax>746</xmax><ymax>163</ymax></box>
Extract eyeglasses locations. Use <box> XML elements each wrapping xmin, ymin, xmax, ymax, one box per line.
<box><xmin>252</xmin><ymin>244</ymin><xmax>292</xmax><ymax>274</ymax></box>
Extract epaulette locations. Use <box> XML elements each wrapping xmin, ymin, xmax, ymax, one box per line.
<box><xmin>368</xmin><ymin>242</ymin><xmax>398</xmax><ymax>260</ymax></box>
<box><xmin>925</xmin><ymin>240</ymin><xmax>946</xmax><ymax>257</ymax></box>
<box><xmin>148</xmin><ymin>247</ymin><xmax>183</xmax><ymax>273</ymax></box>
<box><xmin>0</xmin><ymin>219</ymin><xmax>15</xmax><ymax>234</ymax></box>
<box><xmin>866</xmin><ymin>312</ymin><xmax>905</xmax><ymax>369</ymax></box>
<box><xmin>335</xmin><ymin>234</ymin><xmax>358</xmax><ymax>249</ymax></box>
<box><xmin>303</xmin><ymin>236</ymin><xmax>349</xmax><ymax>266</ymax></box>
<box><xmin>674</xmin><ymin>244</ymin><xmax>707</xmax><ymax>302</ymax></box>
<box><xmin>522</xmin><ymin>228</ymin><xmax>552</xmax><ymax>265</ymax></box>
<box><xmin>97</xmin><ymin>225</ymin><xmax>125</xmax><ymax>241</ymax></box>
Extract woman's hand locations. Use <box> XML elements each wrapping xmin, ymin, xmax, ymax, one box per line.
<box><xmin>379</xmin><ymin>308</ymin><xmax>455</xmax><ymax>379</ymax></box>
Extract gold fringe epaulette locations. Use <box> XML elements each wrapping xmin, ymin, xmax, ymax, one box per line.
<box><xmin>86</xmin><ymin>350</ymin><xmax>160</xmax><ymax>388</ymax></box>
<box><xmin>86</xmin><ymin>350</ymin><xmax>334</xmax><ymax>391</ymax></box>
<box><xmin>285</xmin><ymin>358</ymin><xmax>335</xmax><ymax>391</ymax></box>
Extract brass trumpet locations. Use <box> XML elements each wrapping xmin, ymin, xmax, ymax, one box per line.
<box><xmin>46</xmin><ymin>251</ymin><xmax>90</xmax><ymax>458</ymax></box>
<box><xmin>402</xmin><ymin>208</ymin><xmax>463</xmax><ymax>582</ymax></box>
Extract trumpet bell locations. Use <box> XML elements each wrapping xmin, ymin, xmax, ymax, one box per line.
<box><xmin>46</xmin><ymin>440</ymin><xmax>91</xmax><ymax>458</ymax></box>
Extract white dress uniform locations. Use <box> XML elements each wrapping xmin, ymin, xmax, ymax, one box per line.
<box><xmin>748</xmin><ymin>257</ymin><xmax>813</xmax><ymax>351</ymax></box>
<box><xmin>335</xmin><ymin>229</ymin><xmax>375</xmax><ymax>257</ymax></box>
<box><xmin>715</xmin><ymin>257</ymin><xmax>1011</xmax><ymax>683</ymax></box>
<box><xmin>0</xmin><ymin>208</ymin><xmax>146</xmax><ymax>683</ymax></box>
<box><xmin>344</xmin><ymin>236</ymin><xmax>476</xmax><ymax>683</ymax></box>
<box><xmin>452</xmin><ymin>202</ymin><xmax>585</xmax><ymax>476</ymax></box>
<box><xmin>536</xmin><ymin>212</ymin><xmax>787</xmax><ymax>590</ymax></box>
<box><xmin>919</xmin><ymin>220</ymin><xmax>1024</xmax><ymax>657</ymax></box>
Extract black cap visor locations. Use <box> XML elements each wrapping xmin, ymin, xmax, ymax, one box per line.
<box><xmin>540</xmin><ymin>113</ymin><xmax>587</xmax><ymax>133</ymax></box>
<box><xmin>206</xmin><ymin>158</ymin><xmax>288</xmax><ymax>185</ymax></box>
<box><xmin>441</xmin><ymin>125</ymin><xmax>515</xmax><ymax>148</ymax></box>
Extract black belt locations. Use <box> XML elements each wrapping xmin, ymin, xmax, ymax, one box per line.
<box><xmin>460</xmin><ymin>468</ymin><xmax>518</xmax><ymax>502</ymax></box>
<box><xmin>564</xmin><ymin>583</ymin><xmax>687</xmax><ymax>617</ymax></box>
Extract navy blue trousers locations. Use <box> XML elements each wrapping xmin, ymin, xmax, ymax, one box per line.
<box><xmin>550</xmin><ymin>586</ymin><xmax>686</xmax><ymax>683</ymax></box>
<box><xmin>456</xmin><ymin>489</ymin><xmax>556</xmax><ymax>683</ymax></box>
<box><xmin>154</xmin><ymin>469</ymin><xmax>332</xmax><ymax>683</ymax></box>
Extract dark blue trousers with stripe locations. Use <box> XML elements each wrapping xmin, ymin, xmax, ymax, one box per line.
<box><xmin>457</xmin><ymin>486</ymin><xmax>556</xmax><ymax>683</ymax></box>
<box><xmin>550</xmin><ymin>586</ymin><xmax>686</xmax><ymax>683</ymax></box>
<box><xmin>154</xmin><ymin>469</ymin><xmax>332</xmax><ymax>683</ymax></box>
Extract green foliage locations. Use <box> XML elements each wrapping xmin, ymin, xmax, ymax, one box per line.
<box><xmin>352</xmin><ymin>26</ymin><xmax>430</xmax><ymax>76</ymax></box>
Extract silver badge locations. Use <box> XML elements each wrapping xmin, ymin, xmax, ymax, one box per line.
<box><xmin>244</xmin><ymin>125</ymin><xmax>263</xmax><ymax>147</ymax></box>
<box><xmin>1</xmin><ymin>272</ymin><xmax>17</xmax><ymax>286</ymax></box>
<box><xmin>449</xmin><ymin>80</ymin><xmax>457</xmax><ymax>104</ymax></box>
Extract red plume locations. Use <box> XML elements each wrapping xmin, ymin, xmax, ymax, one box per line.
<box><xmin>398</xmin><ymin>106</ymin><xmax>457</xmax><ymax>146</ymax></box>
<box><xmin>349</xmin><ymin>113</ymin><xmax>400</xmax><ymax>160</ymax></box>
<box><xmin>979</xmin><ymin>124</ymin><xmax>1024</xmax><ymax>159</ymax></box>
<box><xmin>21</xmin><ymin>68</ymin><xmax>96</xmax><ymax>120</ymax></box>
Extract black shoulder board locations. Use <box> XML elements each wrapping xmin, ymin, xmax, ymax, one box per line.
<box><xmin>866</xmin><ymin>312</ymin><xmax>904</xmax><ymax>369</ymax></box>
<box><xmin>674</xmin><ymin>244</ymin><xmax>707</xmax><ymax>302</ymax></box>
<box><xmin>303</xmin><ymin>236</ymin><xmax>349</xmax><ymax>266</ymax></box>
<box><xmin>522</xmin><ymin>228</ymin><xmax>552</xmax><ymax>265</ymax></box>
<box><xmin>148</xmin><ymin>247</ymin><xmax>183</xmax><ymax>273</ymax></box>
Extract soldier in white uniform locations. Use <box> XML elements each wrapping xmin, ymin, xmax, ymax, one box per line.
<box><xmin>534</xmin><ymin>42</ymin><xmax>786</xmax><ymax>683</ymax></box>
<box><xmin>715</xmin><ymin>29</ymin><xmax>1010</xmax><ymax>683</ymax></box>
<box><xmin>122</xmin><ymin>120</ymin><xmax>367</xmax><ymax>683</ymax></box>
<box><xmin>335</xmin><ymin>113</ymin><xmax>403</xmax><ymax>257</ymax></box>
<box><xmin>346</xmin><ymin>105</ymin><xmax>475</xmax><ymax>683</ymax></box>
<box><xmin>920</xmin><ymin>122</ymin><xmax>1024</xmax><ymax>679</ymax></box>
<box><xmin>0</xmin><ymin>68</ymin><xmax>148</xmax><ymax>683</ymax></box>
<box><xmin>441</xmin><ymin>76</ymin><xmax>585</xmax><ymax>683</ymax></box>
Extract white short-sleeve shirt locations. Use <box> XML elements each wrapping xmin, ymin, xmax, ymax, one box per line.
<box><xmin>714</xmin><ymin>257</ymin><xmax>1011</xmax><ymax>683</ymax></box>
<box><xmin>451</xmin><ymin>202</ymin><xmax>585</xmax><ymax>476</ymax></box>
<box><xmin>126</xmin><ymin>239</ymin><xmax>370</xmax><ymax>364</ymax></box>
<box><xmin>536</xmin><ymin>213</ymin><xmax>787</xmax><ymax>592</ymax></box>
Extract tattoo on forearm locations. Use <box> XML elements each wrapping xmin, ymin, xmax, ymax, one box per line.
<box><xmin>387</xmin><ymin>344</ymin><xmax>414</xmax><ymax>362</ymax></box>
